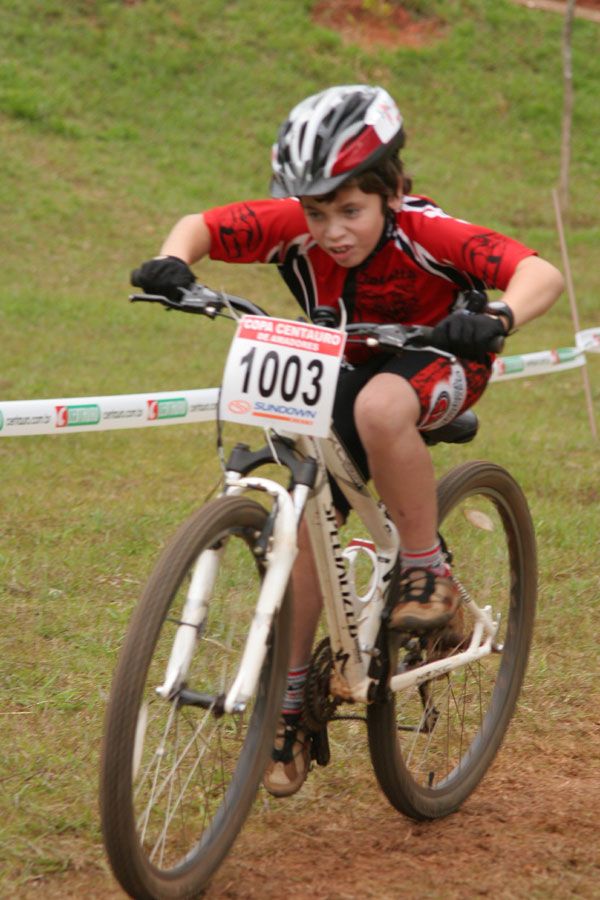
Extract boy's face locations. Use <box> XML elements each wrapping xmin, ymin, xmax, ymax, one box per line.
<box><xmin>301</xmin><ymin>185</ymin><xmax>387</xmax><ymax>268</ymax></box>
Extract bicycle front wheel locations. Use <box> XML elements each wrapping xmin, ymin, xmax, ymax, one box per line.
<box><xmin>367</xmin><ymin>461</ymin><xmax>536</xmax><ymax>820</ymax></box>
<box><xmin>100</xmin><ymin>495</ymin><xmax>291</xmax><ymax>899</ymax></box>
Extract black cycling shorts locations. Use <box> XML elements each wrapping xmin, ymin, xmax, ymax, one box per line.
<box><xmin>329</xmin><ymin>349</ymin><xmax>491</xmax><ymax>518</ymax></box>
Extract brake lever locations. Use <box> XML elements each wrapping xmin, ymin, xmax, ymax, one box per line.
<box><xmin>128</xmin><ymin>292</ymin><xmax>226</xmax><ymax>317</ymax></box>
<box><xmin>366</xmin><ymin>332</ymin><xmax>407</xmax><ymax>351</ymax></box>
<box><xmin>376</xmin><ymin>324</ymin><xmax>432</xmax><ymax>350</ymax></box>
<box><xmin>351</xmin><ymin>323</ymin><xmax>408</xmax><ymax>351</ymax></box>
<box><xmin>129</xmin><ymin>292</ymin><xmax>175</xmax><ymax>305</ymax></box>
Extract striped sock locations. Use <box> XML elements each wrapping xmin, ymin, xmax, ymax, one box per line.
<box><xmin>401</xmin><ymin>541</ymin><xmax>450</xmax><ymax>577</ymax></box>
<box><xmin>281</xmin><ymin>663</ymin><xmax>309</xmax><ymax>725</ymax></box>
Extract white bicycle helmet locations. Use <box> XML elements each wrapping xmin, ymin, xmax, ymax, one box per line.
<box><xmin>270</xmin><ymin>84</ymin><xmax>404</xmax><ymax>198</ymax></box>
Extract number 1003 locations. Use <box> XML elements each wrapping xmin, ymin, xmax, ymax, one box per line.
<box><xmin>240</xmin><ymin>347</ymin><xmax>324</xmax><ymax>406</ymax></box>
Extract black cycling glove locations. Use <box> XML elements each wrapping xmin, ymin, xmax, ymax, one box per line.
<box><xmin>130</xmin><ymin>255</ymin><xmax>195</xmax><ymax>302</ymax></box>
<box><xmin>431</xmin><ymin>313</ymin><xmax>506</xmax><ymax>364</ymax></box>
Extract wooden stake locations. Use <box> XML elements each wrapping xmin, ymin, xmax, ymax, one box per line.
<box><xmin>552</xmin><ymin>188</ymin><xmax>598</xmax><ymax>441</ymax></box>
<box><xmin>558</xmin><ymin>0</ymin><xmax>575</xmax><ymax>212</ymax></box>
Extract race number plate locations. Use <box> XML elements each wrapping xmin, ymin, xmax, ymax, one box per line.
<box><xmin>219</xmin><ymin>316</ymin><xmax>346</xmax><ymax>437</ymax></box>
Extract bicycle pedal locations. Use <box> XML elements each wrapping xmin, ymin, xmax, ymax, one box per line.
<box><xmin>386</xmin><ymin>628</ymin><xmax>414</xmax><ymax>654</ymax></box>
<box><xmin>310</xmin><ymin>727</ymin><xmax>331</xmax><ymax>767</ymax></box>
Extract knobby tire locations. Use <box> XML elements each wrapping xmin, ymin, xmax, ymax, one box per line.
<box><xmin>100</xmin><ymin>495</ymin><xmax>291</xmax><ymax>899</ymax></box>
<box><xmin>367</xmin><ymin>461</ymin><xmax>537</xmax><ymax>820</ymax></box>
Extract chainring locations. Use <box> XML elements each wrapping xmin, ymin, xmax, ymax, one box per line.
<box><xmin>302</xmin><ymin>637</ymin><xmax>340</xmax><ymax>733</ymax></box>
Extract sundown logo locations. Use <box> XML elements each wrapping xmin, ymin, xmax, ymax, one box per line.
<box><xmin>227</xmin><ymin>399</ymin><xmax>252</xmax><ymax>414</ymax></box>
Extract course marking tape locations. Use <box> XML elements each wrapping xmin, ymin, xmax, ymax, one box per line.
<box><xmin>0</xmin><ymin>389</ymin><xmax>218</xmax><ymax>437</ymax></box>
<box><xmin>490</xmin><ymin>346</ymin><xmax>585</xmax><ymax>381</ymax></box>
<box><xmin>2</xmin><ymin>329</ymin><xmax>598</xmax><ymax>437</ymax></box>
<box><xmin>576</xmin><ymin>327</ymin><xmax>600</xmax><ymax>354</ymax></box>
<box><xmin>490</xmin><ymin>327</ymin><xmax>600</xmax><ymax>382</ymax></box>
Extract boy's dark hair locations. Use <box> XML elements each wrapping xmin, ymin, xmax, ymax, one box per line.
<box><xmin>356</xmin><ymin>153</ymin><xmax>412</xmax><ymax>199</ymax></box>
<box><xmin>312</xmin><ymin>152</ymin><xmax>412</xmax><ymax>207</ymax></box>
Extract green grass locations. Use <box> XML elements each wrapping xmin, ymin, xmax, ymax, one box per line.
<box><xmin>1</xmin><ymin>0</ymin><xmax>600</xmax><ymax>893</ymax></box>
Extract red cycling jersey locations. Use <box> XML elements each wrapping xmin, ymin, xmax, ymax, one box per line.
<box><xmin>203</xmin><ymin>195</ymin><xmax>535</xmax><ymax>364</ymax></box>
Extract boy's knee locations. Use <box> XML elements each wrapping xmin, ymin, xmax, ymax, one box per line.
<box><xmin>355</xmin><ymin>391</ymin><xmax>413</xmax><ymax>442</ymax></box>
<box><xmin>354</xmin><ymin>390</ymin><xmax>387</xmax><ymax>433</ymax></box>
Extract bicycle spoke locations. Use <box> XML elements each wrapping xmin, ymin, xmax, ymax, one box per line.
<box><xmin>368</xmin><ymin>463</ymin><xmax>536</xmax><ymax>819</ymax></box>
<box><xmin>101</xmin><ymin>496</ymin><xmax>290</xmax><ymax>897</ymax></box>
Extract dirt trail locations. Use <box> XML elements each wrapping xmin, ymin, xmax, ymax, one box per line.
<box><xmin>511</xmin><ymin>0</ymin><xmax>600</xmax><ymax>24</ymax></box>
<box><xmin>311</xmin><ymin>0</ymin><xmax>600</xmax><ymax>51</ymax></box>
<box><xmin>19</xmin><ymin>720</ymin><xmax>600</xmax><ymax>899</ymax></box>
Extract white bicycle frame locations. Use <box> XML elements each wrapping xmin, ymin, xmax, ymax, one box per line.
<box><xmin>156</xmin><ymin>425</ymin><xmax>500</xmax><ymax>714</ymax></box>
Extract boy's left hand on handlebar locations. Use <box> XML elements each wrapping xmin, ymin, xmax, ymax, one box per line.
<box><xmin>130</xmin><ymin>255</ymin><xmax>196</xmax><ymax>303</ymax></box>
<box><xmin>431</xmin><ymin>312</ymin><xmax>506</xmax><ymax>363</ymax></box>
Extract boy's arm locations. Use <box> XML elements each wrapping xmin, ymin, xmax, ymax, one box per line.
<box><xmin>500</xmin><ymin>255</ymin><xmax>564</xmax><ymax>330</ymax></box>
<box><xmin>159</xmin><ymin>213</ymin><xmax>212</xmax><ymax>263</ymax></box>
<box><xmin>130</xmin><ymin>214</ymin><xmax>211</xmax><ymax>300</ymax></box>
<box><xmin>431</xmin><ymin>255</ymin><xmax>564</xmax><ymax>363</ymax></box>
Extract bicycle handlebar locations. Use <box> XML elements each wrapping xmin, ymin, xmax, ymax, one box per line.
<box><xmin>129</xmin><ymin>284</ymin><xmax>268</xmax><ymax>317</ymax></box>
<box><xmin>347</xmin><ymin>322</ymin><xmax>504</xmax><ymax>355</ymax></box>
<box><xmin>129</xmin><ymin>284</ymin><xmax>505</xmax><ymax>355</ymax></box>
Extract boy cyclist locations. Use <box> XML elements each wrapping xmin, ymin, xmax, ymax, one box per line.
<box><xmin>132</xmin><ymin>85</ymin><xmax>564</xmax><ymax>799</ymax></box>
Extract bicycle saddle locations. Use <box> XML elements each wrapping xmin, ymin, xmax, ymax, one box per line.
<box><xmin>421</xmin><ymin>410</ymin><xmax>479</xmax><ymax>446</ymax></box>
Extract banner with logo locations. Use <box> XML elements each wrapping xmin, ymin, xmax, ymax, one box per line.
<box><xmin>0</xmin><ymin>389</ymin><xmax>218</xmax><ymax>436</ymax></box>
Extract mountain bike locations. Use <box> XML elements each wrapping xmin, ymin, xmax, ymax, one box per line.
<box><xmin>100</xmin><ymin>284</ymin><xmax>537</xmax><ymax>900</ymax></box>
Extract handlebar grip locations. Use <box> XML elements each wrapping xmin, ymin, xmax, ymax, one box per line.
<box><xmin>408</xmin><ymin>325</ymin><xmax>505</xmax><ymax>354</ymax></box>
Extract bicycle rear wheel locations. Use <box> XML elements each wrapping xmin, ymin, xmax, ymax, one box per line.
<box><xmin>100</xmin><ymin>495</ymin><xmax>291</xmax><ymax>899</ymax></box>
<box><xmin>367</xmin><ymin>461</ymin><xmax>536</xmax><ymax>820</ymax></box>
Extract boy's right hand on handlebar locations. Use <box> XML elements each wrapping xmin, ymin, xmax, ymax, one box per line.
<box><xmin>130</xmin><ymin>256</ymin><xmax>196</xmax><ymax>302</ymax></box>
<box><xmin>431</xmin><ymin>312</ymin><xmax>506</xmax><ymax>363</ymax></box>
